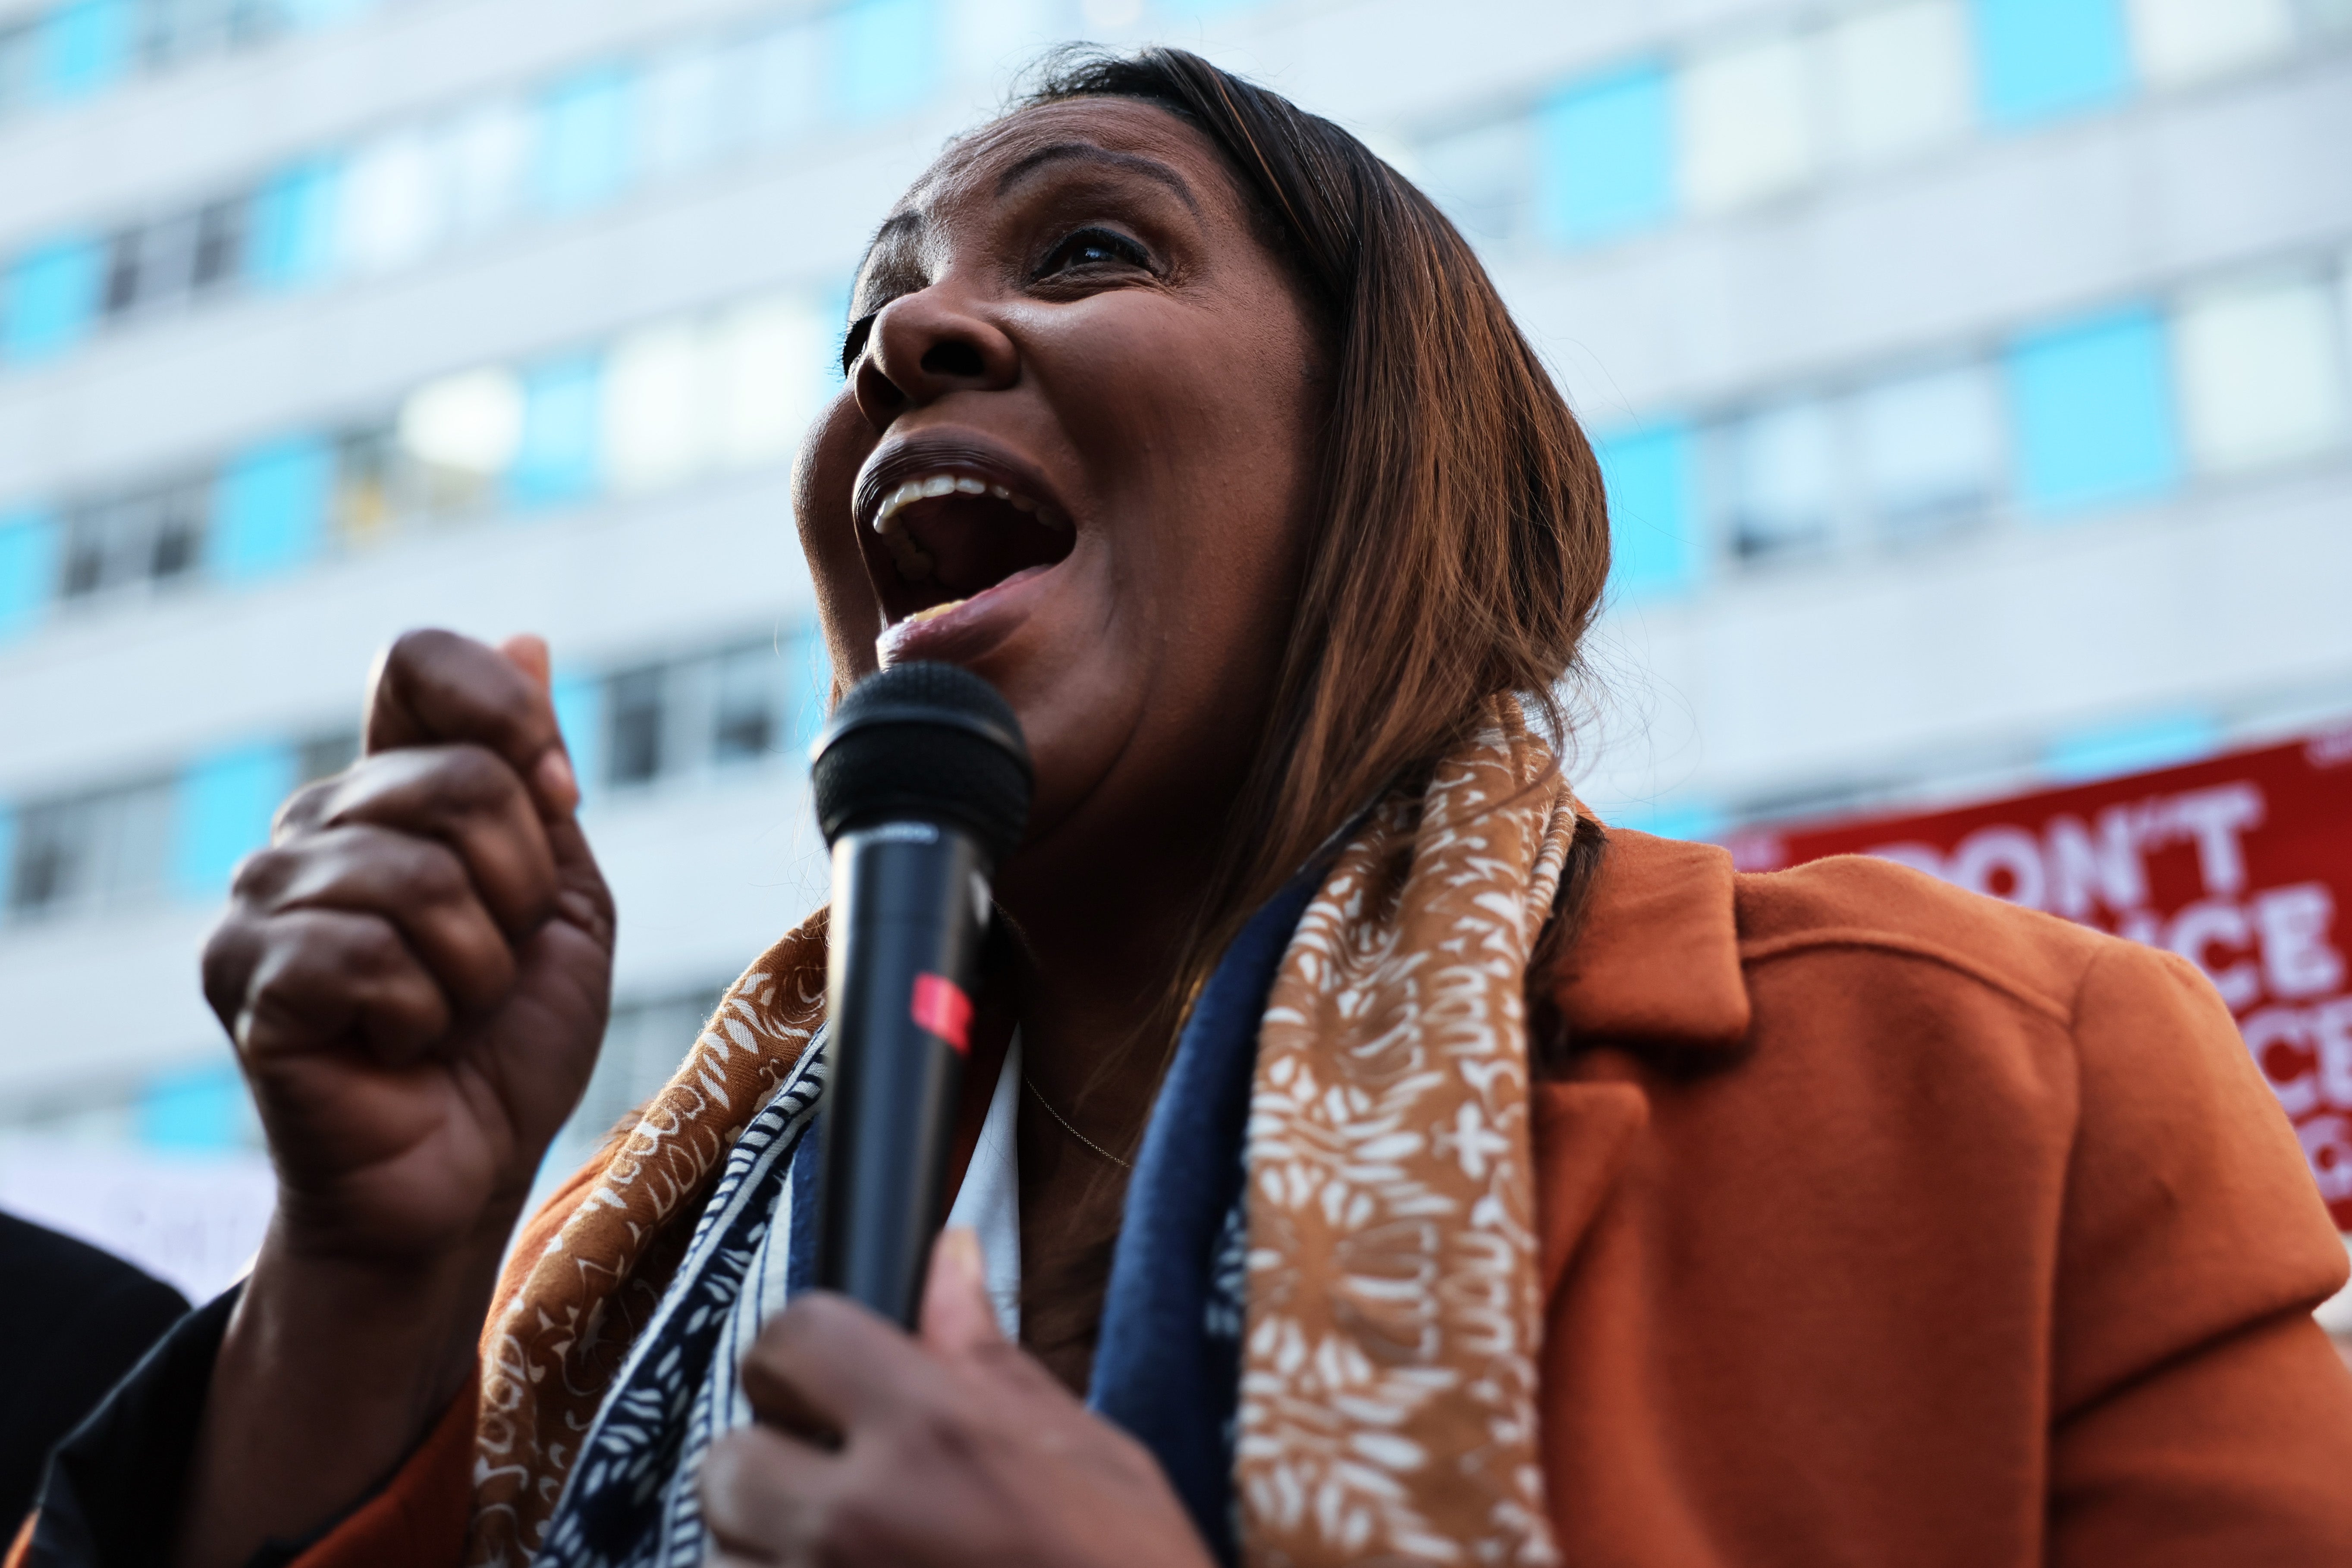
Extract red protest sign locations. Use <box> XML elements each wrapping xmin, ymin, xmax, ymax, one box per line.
<box><xmin>1726</xmin><ymin>727</ymin><xmax>2352</xmax><ymax>1231</ymax></box>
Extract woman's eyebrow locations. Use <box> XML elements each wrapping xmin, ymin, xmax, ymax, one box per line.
<box><xmin>851</xmin><ymin>211</ymin><xmax>925</xmax><ymax>305</ymax></box>
<box><xmin>993</xmin><ymin>143</ymin><xmax>1201</xmax><ymax>214</ymax></box>
<box><xmin>857</xmin><ymin>210</ymin><xmax>922</xmax><ymax>272</ymax></box>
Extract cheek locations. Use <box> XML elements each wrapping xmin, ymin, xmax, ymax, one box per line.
<box><xmin>1037</xmin><ymin>301</ymin><xmax>1319</xmax><ymax>642</ymax></box>
<box><xmin>1025</xmin><ymin>304</ymin><xmax>1319</xmax><ymax>816</ymax></box>
<box><xmin>793</xmin><ymin>393</ymin><xmax>883</xmax><ymax>689</ymax></box>
<box><xmin>995</xmin><ymin>640</ymin><xmax>1150</xmax><ymax>836</ymax></box>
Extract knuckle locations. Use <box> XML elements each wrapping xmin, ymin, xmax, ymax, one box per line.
<box><xmin>701</xmin><ymin>1430</ymin><xmax>806</xmax><ymax>1553</ymax></box>
<box><xmin>386</xmin><ymin>626</ymin><xmax>460</xmax><ymax>674</ymax></box>
<box><xmin>257</xmin><ymin>912</ymin><xmax>397</xmax><ymax>989</ymax></box>
<box><xmin>228</xmin><ymin>845</ymin><xmax>295</xmax><ymax>904</ymax></box>
<box><xmin>439</xmin><ymin>743</ymin><xmax>524</xmax><ymax>814</ymax></box>
<box><xmin>273</xmin><ymin>778</ymin><xmax>338</xmax><ymax>837</ymax></box>
<box><xmin>743</xmin><ymin>1312</ymin><xmax>804</xmax><ymax>1377</ymax></box>
<box><xmin>792</xmin><ymin>1292</ymin><xmax>856</xmax><ymax>1336</ymax></box>
<box><xmin>347</xmin><ymin>916</ymin><xmax>409</xmax><ymax>975</ymax></box>
<box><xmin>700</xmin><ymin>1431</ymin><xmax>752</xmax><ymax>1505</ymax></box>
<box><xmin>402</xmin><ymin>836</ymin><xmax>472</xmax><ymax>904</ymax></box>
<box><xmin>201</xmin><ymin>915</ymin><xmax>259</xmax><ymax>1000</ymax></box>
<box><xmin>765</xmin><ymin>1295</ymin><xmax>851</xmax><ymax>1367</ymax></box>
<box><xmin>903</xmin><ymin>1403</ymin><xmax>980</xmax><ymax>1464</ymax></box>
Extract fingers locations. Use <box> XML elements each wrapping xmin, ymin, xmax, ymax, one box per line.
<box><xmin>703</xmin><ymin>1424</ymin><xmax>837</xmax><ymax>1563</ymax></box>
<box><xmin>279</xmin><ymin>745</ymin><xmax>558</xmax><ymax>939</ymax></box>
<box><xmin>919</xmin><ymin>1228</ymin><xmax>1005</xmax><ymax>1357</ymax></box>
<box><xmin>496</xmin><ymin>634</ymin><xmax>584</xmax><ymax>818</ymax></box>
<box><xmin>232</xmin><ymin>826</ymin><xmax>515</xmax><ymax>1013</ymax></box>
<box><xmin>718</xmin><ymin>1277</ymin><xmax>1209</xmax><ymax>1568</ymax></box>
<box><xmin>215</xmin><ymin>907</ymin><xmax>452</xmax><ymax>1066</ymax></box>
<box><xmin>738</xmin><ymin>1294</ymin><xmax>933</xmax><ymax>1439</ymax></box>
<box><xmin>364</xmin><ymin>630</ymin><xmax>578</xmax><ymax>821</ymax></box>
<box><xmin>208</xmin><ymin>743</ymin><xmax>559</xmax><ymax>1049</ymax></box>
<box><xmin>195</xmin><ymin>631</ymin><xmax>616</xmax><ymax>1086</ymax></box>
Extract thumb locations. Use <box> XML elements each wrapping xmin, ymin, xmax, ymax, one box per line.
<box><xmin>919</xmin><ymin>1227</ymin><xmax>1005</xmax><ymax>1356</ymax></box>
<box><xmin>496</xmin><ymin>634</ymin><xmax>607</xmax><ymax>933</ymax></box>
<box><xmin>496</xmin><ymin>633</ymin><xmax>580</xmax><ymax>820</ymax></box>
<box><xmin>498</xmin><ymin>632</ymin><xmax>552</xmax><ymax>693</ymax></box>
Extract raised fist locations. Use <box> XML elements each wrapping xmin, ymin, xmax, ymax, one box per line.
<box><xmin>201</xmin><ymin>629</ymin><xmax>615</xmax><ymax>1261</ymax></box>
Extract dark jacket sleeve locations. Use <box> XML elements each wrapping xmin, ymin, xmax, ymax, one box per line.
<box><xmin>17</xmin><ymin>1286</ymin><xmax>237</xmax><ymax>1568</ymax></box>
<box><xmin>0</xmin><ymin>1214</ymin><xmax>190</xmax><ymax>1532</ymax></box>
<box><xmin>9</xmin><ymin>1283</ymin><xmax>476</xmax><ymax>1568</ymax></box>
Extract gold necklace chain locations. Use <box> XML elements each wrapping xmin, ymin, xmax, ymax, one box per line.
<box><xmin>1022</xmin><ymin>1075</ymin><xmax>1134</xmax><ymax>1170</ymax></box>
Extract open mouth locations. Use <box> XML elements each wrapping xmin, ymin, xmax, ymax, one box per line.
<box><xmin>864</xmin><ymin>463</ymin><xmax>1075</xmax><ymax>629</ymax></box>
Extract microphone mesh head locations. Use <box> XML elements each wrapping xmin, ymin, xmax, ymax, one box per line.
<box><xmin>811</xmin><ymin>662</ymin><xmax>1033</xmax><ymax>862</ymax></box>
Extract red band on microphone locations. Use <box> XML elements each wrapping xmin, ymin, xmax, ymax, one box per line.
<box><xmin>910</xmin><ymin>972</ymin><xmax>973</xmax><ymax>1053</ymax></box>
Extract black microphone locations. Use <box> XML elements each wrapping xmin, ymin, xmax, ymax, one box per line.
<box><xmin>809</xmin><ymin>661</ymin><xmax>1032</xmax><ymax>1326</ymax></box>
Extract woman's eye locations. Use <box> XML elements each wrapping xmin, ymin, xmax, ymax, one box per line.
<box><xmin>1040</xmin><ymin>227</ymin><xmax>1149</xmax><ymax>276</ymax></box>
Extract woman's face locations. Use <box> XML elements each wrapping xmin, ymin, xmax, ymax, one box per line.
<box><xmin>794</xmin><ymin>97</ymin><xmax>1328</xmax><ymax>880</ymax></box>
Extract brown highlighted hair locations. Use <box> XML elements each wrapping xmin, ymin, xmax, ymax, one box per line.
<box><xmin>1019</xmin><ymin>48</ymin><xmax>1614</xmax><ymax>1026</ymax></box>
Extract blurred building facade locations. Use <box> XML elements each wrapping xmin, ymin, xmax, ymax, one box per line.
<box><xmin>0</xmin><ymin>0</ymin><xmax>2346</xmax><ymax>1287</ymax></box>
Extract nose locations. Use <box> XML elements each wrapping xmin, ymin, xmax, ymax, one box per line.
<box><xmin>853</xmin><ymin>285</ymin><xmax>1019</xmax><ymax>430</ymax></box>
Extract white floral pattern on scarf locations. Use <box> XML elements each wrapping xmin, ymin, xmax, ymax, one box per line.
<box><xmin>1240</xmin><ymin>706</ymin><xmax>1572</xmax><ymax>1567</ymax></box>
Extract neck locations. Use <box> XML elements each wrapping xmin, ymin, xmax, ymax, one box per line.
<box><xmin>995</xmin><ymin>831</ymin><xmax>1207</xmax><ymax>1145</ymax></box>
<box><xmin>983</xmin><ymin>818</ymin><xmax>1220</xmax><ymax>1390</ymax></box>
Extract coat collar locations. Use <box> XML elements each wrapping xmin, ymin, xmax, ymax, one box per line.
<box><xmin>1549</xmin><ymin>825</ymin><xmax>1751</xmax><ymax>1051</ymax></box>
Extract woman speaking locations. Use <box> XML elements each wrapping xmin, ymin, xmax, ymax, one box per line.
<box><xmin>22</xmin><ymin>46</ymin><xmax>2352</xmax><ymax>1568</ymax></box>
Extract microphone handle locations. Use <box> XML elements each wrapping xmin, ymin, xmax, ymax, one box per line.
<box><xmin>816</xmin><ymin>821</ymin><xmax>991</xmax><ymax>1327</ymax></box>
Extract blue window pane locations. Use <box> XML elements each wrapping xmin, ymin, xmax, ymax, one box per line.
<box><xmin>552</xmin><ymin>669</ymin><xmax>603</xmax><ymax>805</ymax></box>
<box><xmin>35</xmin><ymin>0</ymin><xmax>129</xmax><ymax>103</ymax></box>
<box><xmin>2044</xmin><ymin>712</ymin><xmax>2217</xmax><ymax>784</ymax></box>
<box><xmin>829</xmin><ymin>0</ymin><xmax>939</xmax><ymax>123</ymax></box>
<box><xmin>0</xmin><ymin>804</ymin><xmax>16</xmax><ymax>917</ymax></box>
<box><xmin>510</xmin><ymin>355</ymin><xmax>604</xmax><ymax>507</ymax></box>
<box><xmin>1595</xmin><ymin>420</ymin><xmax>1702</xmax><ymax>601</ymax></box>
<box><xmin>138</xmin><ymin>1060</ymin><xmax>250</xmax><ymax>1151</ymax></box>
<box><xmin>3</xmin><ymin>237</ymin><xmax>103</xmax><ymax>363</ymax></box>
<box><xmin>1971</xmin><ymin>0</ymin><xmax>2132</xmax><ymax>126</ymax></box>
<box><xmin>0</xmin><ymin>507</ymin><xmax>60</xmax><ymax>640</ymax></box>
<box><xmin>248</xmin><ymin>158</ymin><xmax>344</xmax><ymax>289</ymax></box>
<box><xmin>1535</xmin><ymin>63</ymin><xmax>1675</xmax><ymax>249</ymax></box>
<box><xmin>531</xmin><ymin>65</ymin><xmax>638</xmax><ymax>213</ymax></box>
<box><xmin>172</xmin><ymin>742</ymin><xmax>297</xmax><ymax>899</ymax></box>
<box><xmin>210</xmin><ymin>436</ymin><xmax>332</xmax><ymax>582</ymax></box>
<box><xmin>2005</xmin><ymin>305</ymin><xmax>2180</xmax><ymax>517</ymax></box>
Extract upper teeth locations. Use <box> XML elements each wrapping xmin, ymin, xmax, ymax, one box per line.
<box><xmin>872</xmin><ymin>472</ymin><xmax>1053</xmax><ymax>537</ymax></box>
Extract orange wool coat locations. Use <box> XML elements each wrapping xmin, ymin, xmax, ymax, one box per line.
<box><xmin>103</xmin><ymin>830</ymin><xmax>2352</xmax><ymax>1565</ymax></box>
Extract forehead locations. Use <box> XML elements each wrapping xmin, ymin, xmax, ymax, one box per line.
<box><xmin>889</xmin><ymin>97</ymin><xmax>1244</xmax><ymax>238</ymax></box>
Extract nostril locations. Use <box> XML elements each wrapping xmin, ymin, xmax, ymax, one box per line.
<box><xmin>859</xmin><ymin>363</ymin><xmax>909</xmax><ymax>419</ymax></box>
<box><xmin>919</xmin><ymin>338</ymin><xmax>987</xmax><ymax>380</ymax></box>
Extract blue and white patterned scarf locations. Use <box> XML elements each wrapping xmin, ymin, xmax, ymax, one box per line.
<box><xmin>534</xmin><ymin>1042</ymin><xmax>829</xmax><ymax>1568</ymax></box>
<box><xmin>528</xmin><ymin>860</ymin><xmax>1319</xmax><ymax>1568</ymax></box>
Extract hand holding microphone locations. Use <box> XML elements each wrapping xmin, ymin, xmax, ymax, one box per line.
<box><xmin>705</xmin><ymin>660</ymin><xmax>1212</xmax><ymax>1564</ymax></box>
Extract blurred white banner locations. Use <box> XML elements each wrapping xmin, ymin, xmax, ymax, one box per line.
<box><xmin>0</xmin><ymin>1140</ymin><xmax>273</xmax><ymax>1303</ymax></box>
